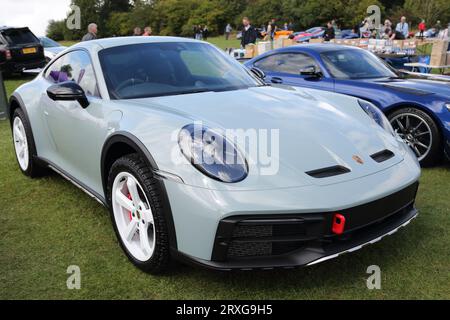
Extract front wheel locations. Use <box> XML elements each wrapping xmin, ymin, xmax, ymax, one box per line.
<box><xmin>389</xmin><ymin>107</ymin><xmax>442</xmax><ymax>166</ymax></box>
<box><xmin>107</xmin><ymin>154</ymin><xmax>170</xmax><ymax>274</ymax></box>
<box><xmin>12</xmin><ymin>108</ymin><xmax>47</xmax><ymax>177</ymax></box>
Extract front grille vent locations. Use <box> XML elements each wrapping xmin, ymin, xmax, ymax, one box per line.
<box><xmin>371</xmin><ymin>149</ymin><xmax>395</xmax><ymax>163</ymax></box>
<box><xmin>306</xmin><ymin>165</ymin><xmax>351</xmax><ymax>179</ymax></box>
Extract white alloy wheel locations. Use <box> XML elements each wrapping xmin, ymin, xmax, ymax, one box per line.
<box><xmin>112</xmin><ymin>172</ymin><xmax>156</xmax><ymax>262</ymax></box>
<box><xmin>13</xmin><ymin>117</ymin><xmax>29</xmax><ymax>171</ymax></box>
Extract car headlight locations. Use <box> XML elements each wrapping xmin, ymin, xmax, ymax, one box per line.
<box><xmin>358</xmin><ymin>99</ymin><xmax>395</xmax><ymax>136</ymax></box>
<box><xmin>445</xmin><ymin>103</ymin><xmax>450</xmax><ymax>112</ymax></box>
<box><xmin>178</xmin><ymin>124</ymin><xmax>248</xmax><ymax>183</ymax></box>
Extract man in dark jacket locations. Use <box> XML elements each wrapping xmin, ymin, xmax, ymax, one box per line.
<box><xmin>241</xmin><ymin>17</ymin><xmax>258</xmax><ymax>48</ymax></box>
<box><xmin>324</xmin><ymin>21</ymin><xmax>335</xmax><ymax>41</ymax></box>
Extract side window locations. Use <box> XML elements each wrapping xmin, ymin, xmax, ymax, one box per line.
<box><xmin>45</xmin><ymin>51</ymin><xmax>100</xmax><ymax>97</ymax></box>
<box><xmin>254</xmin><ymin>53</ymin><xmax>320</xmax><ymax>75</ymax></box>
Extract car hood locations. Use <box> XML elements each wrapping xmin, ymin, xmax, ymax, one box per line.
<box><xmin>125</xmin><ymin>86</ymin><xmax>405</xmax><ymax>190</ymax></box>
<box><xmin>370</xmin><ymin>77</ymin><xmax>450</xmax><ymax>97</ymax></box>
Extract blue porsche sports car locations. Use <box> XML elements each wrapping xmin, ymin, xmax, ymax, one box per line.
<box><xmin>245</xmin><ymin>44</ymin><xmax>450</xmax><ymax>166</ymax></box>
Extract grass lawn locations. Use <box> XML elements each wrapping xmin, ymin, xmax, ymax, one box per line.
<box><xmin>0</xmin><ymin>66</ymin><xmax>449</xmax><ymax>300</ymax></box>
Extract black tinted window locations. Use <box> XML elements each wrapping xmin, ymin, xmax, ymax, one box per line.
<box><xmin>321</xmin><ymin>49</ymin><xmax>396</xmax><ymax>79</ymax></box>
<box><xmin>255</xmin><ymin>53</ymin><xmax>320</xmax><ymax>75</ymax></box>
<box><xmin>45</xmin><ymin>50</ymin><xmax>99</xmax><ymax>97</ymax></box>
<box><xmin>99</xmin><ymin>42</ymin><xmax>260</xmax><ymax>99</ymax></box>
<box><xmin>2</xmin><ymin>29</ymin><xmax>38</xmax><ymax>45</ymax></box>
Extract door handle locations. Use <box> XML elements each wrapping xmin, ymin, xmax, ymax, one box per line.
<box><xmin>271</xmin><ymin>77</ymin><xmax>283</xmax><ymax>84</ymax></box>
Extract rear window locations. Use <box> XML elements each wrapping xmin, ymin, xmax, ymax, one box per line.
<box><xmin>2</xmin><ymin>29</ymin><xmax>39</xmax><ymax>45</ymax></box>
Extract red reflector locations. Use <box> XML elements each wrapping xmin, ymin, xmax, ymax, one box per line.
<box><xmin>332</xmin><ymin>213</ymin><xmax>346</xmax><ymax>235</ymax></box>
<box><xmin>6</xmin><ymin>50</ymin><xmax>12</xmax><ymax>60</ymax></box>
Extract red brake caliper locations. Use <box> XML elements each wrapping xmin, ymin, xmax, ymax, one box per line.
<box><xmin>127</xmin><ymin>193</ymin><xmax>133</xmax><ymax>221</ymax></box>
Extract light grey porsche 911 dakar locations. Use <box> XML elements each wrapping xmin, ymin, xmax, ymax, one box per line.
<box><xmin>8</xmin><ymin>36</ymin><xmax>420</xmax><ymax>274</ymax></box>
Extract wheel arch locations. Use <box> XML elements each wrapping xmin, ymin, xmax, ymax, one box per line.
<box><xmin>8</xmin><ymin>94</ymin><xmax>27</xmax><ymax>125</ymax></box>
<box><xmin>101</xmin><ymin>132</ymin><xmax>178</xmax><ymax>250</ymax></box>
<box><xmin>384</xmin><ymin>102</ymin><xmax>445</xmax><ymax>138</ymax></box>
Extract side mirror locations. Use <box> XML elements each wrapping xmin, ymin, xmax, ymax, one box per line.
<box><xmin>250</xmin><ymin>67</ymin><xmax>266</xmax><ymax>80</ymax></box>
<box><xmin>47</xmin><ymin>81</ymin><xmax>90</xmax><ymax>109</ymax></box>
<box><xmin>300</xmin><ymin>66</ymin><xmax>321</xmax><ymax>77</ymax></box>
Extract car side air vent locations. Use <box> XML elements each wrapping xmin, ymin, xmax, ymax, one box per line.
<box><xmin>305</xmin><ymin>165</ymin><xmax>351</xmax><ymax>179</ymax></box>
<box><xmin>371</xmin><ymin>150</ymin><xmax>395</xmax><ymax>163</ymax></box>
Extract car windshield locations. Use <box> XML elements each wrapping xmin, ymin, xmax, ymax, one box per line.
<box><xmin>40</xmin><ymin>37</ymin><xmax>60</xmax><ymax>48</ymax></box>
<box><xmin>99</xmin><ymin>42</ymin><xmax>261</xmax><ymax>99</ymax></box>
<box><xmin>321</xmin><ymin>49</ymin><xmax>397</xmax><ymax>79</ymax></box>
<box><xmin>2</xmin><ymin>28</ymin><xmax>38</xmax><ymax>45</ymax></box>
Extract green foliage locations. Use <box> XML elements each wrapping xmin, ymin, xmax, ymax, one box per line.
<box><xmin>46</xmin><ymin>20</ymin><xmax>66</xmax><ymax>41</ymax></box>
<box><xmin>404</xmin><ymin>0</ymin><xmax>450</xmax><ymax>25</ymax></box>
<box><xmin>46</xmin><ymin>0</ymin><xmax>450</xmax><ymax>41</ymax></box>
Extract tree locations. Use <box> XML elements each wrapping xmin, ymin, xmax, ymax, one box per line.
<box><xmin>46</xmin><ymin>20</ymin><xmax>66</xmax><ymax>40</ymax></box>
<box><xmin>405</xmin><ymin>0</ymin><xmax>450</xmax><ymax>26</ymax></box>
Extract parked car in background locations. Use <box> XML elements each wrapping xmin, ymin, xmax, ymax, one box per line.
<box><xmin>39</xmin><ymin>37</ymin><xmax>66</xmax><ymax>63</ymax></box>
<box><xmin>340</xmin><ymin>29</ymin><xmax>359</xmax><ymax>39</ymax></box>
<box><xmin>293</xmin><ymin>27</ymin><xmax>325</xmax><ymax>42</ymax></box>
<box><xmin>415</xmin><ymin>28</ymin><xmax>437</xmax><ymax>38</ymax></box>
<box><xmin>8</xmin><ymin>37</ymin><xmax>420</xmax><ymax>273</ymax></box>
<box><xmin>245</xmin><ymin>44</ymin><xmax>450</xmax><ymax>166</ymax></box>
<box><xmin>0</xmin><ymin>26</ymin><xmax>46</xmax><ymax>75</ymax></box>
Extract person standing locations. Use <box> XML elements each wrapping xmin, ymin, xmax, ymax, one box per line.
<box><xmin>143</xmin><ymin>27</ymin><xmax>152</xmax><ymax>36</ymax></box>
<box><xmin>288</xmin><ymin>21</ymin><xmax>294</xmax><ymax>31</ymax></box>
<box><xmin>381</xmin><ymin>19</ymin><xmax>392</xmax><ymax>35</ymax></box>
<box><xmin>81</xmin><ymin>23</ymin><xmax>98</xmax><ymax>42</ymax></box>
<box><xmin>435</xmin><ymin>20</ymin><xmax>442</xmax><ymax>33</ymax></box>
<box><xmin>133</xmin><ymin>27</ymin><xmax>142</xmax><ymax>36</ymax></box>
<box><xmin>395</xmin><ymin>16</ymin><xmax>409</xmax><ymax>39</ymax></box>
<box><xmin>269</xmin><ymin>19</ymin><xmax>277</xmax><ymax>41</ymax></box>
<box><xmin>195</xmin><ymin>25</ymin><xmax>203</xmax><ymax>40</ymax></box>
<box><xmin>241</xmin><ymin>17</ymin><xmax>258</xmax><ymax>48</ymax></box>
<box><xmin>203</xmin><ymin>25</ymin><xmax>209</xmax><ymax>41</ymax></box>
<box><xmin>324</xmin><ymin>21</ymin><xmax>335</xmax><ymax>41</ymax></box>
<box><xmin>225</xmin><ymin>23</ymin><xmax>232</xmax><ymax>40</ymax></box>
<box><xmin>418</xmin><ymin>20</ymin><xmax>426</xmax><ymax>39</ymax></box>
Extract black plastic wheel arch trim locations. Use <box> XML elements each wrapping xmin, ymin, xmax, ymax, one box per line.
<box><xmin>101</xmin><ymin>131</ymin><xmax>178</xmax><ymax>250</ymax></box>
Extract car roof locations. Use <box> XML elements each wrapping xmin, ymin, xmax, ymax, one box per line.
<box><xmin>0</xmin><ymin>26</ymin><xmax>30</xmax><ymax>31</ymax></box>
<box><xmin>72</xmin><ymin>36</ymin><xmax>201</xmax><ymax>51</ymax></box>
<box><xmin>275</xmin><ymin>43</ymin><xmax>363</xmax><ymax>54</ymax></box>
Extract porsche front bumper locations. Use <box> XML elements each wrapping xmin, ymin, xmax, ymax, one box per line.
<box><xmin>164</xmin><ymin>148</ymin><xmax>421</xmax><ymax>270</ymax></box>
<box><xmin>173</xmin><ymin>183</ymin><xmax>418</xmax><ymax>271</ymax></box>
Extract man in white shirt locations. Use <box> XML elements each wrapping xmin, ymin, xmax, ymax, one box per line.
<box><xmin>395</xmin><ymin>16</ymin><xmax>409</xmax><ymax>38</ymax></box>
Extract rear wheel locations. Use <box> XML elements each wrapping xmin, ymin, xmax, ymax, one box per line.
<box><xmin>12</xmin><ymin>108</ymin><xmax>47</xmax><ymax>177</ymax></box>
<box><xmin>388</xmin><ymin>107</ymin><xmax>442</xmax><ymax>166</ymax></box>
<box><xmin>107</xmin><ymin>154</ymin><xmax>170</xmax><ymax>274</ymax></box>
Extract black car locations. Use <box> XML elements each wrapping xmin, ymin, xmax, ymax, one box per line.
<box><xmin>0</xmin><ymin>27</ymin><xmax>46</xmax><ymax>75</ymax></box>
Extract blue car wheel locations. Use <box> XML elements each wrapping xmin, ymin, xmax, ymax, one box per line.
<box><xmin>388</xmin><ymin>107</ymin><xmax>442</xmax><ymax>166</ymax></box>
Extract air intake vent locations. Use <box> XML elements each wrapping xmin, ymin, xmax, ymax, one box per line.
<box><xmin>306</xmin><ymin>165</ymin><xmax>351</xmax><ymax>179</ymax></box>
<box><xmin>371</xmin><ymin>150</ymin><xmax>395</xmax><ymax>163</ymax></box>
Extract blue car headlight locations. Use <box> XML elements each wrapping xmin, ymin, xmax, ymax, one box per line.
<box><xmin>358</xmin><ymin>100</ymin><xmax>396</xmax><ymax>136</ymax></box>
<box><xmin>445</xmin><ymin>103</ymin><xmax>450</xmax><ymax>112</ymax></box>
<box><xmin>178</xmin><ymin>124</ymin><xmax>248</xmax><ymax>183</ymax></box>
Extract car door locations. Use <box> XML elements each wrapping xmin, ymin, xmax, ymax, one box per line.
<box><xmin>253</xmin><ymin>52</ymin><xmax>334</xmax><ymax>91</ymax></box>
<box><xmin>40</xmin><ymin>50</ymin><xmax>110</xmax><ymax>193</ymax></box>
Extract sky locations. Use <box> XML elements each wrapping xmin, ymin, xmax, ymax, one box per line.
<box><xmin>0</xmin><ymin>0</ymin><xmax>71</xmax><ymax>36</ymax></box>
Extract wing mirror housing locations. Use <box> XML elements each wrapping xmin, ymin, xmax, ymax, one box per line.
<box><xmin>300</xmin><ymin>66</ymin><xmax>321</xmax><ymax>77</ymax></box>
<box><xmin>47</xmin><ymin>81</ymin><xmax>90</xmax><ymax>109</ymax></box>
<box><xmin>250</xmin><ymin>67</ymin><xmax>266</xmax><ymax>80</ymax></box>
